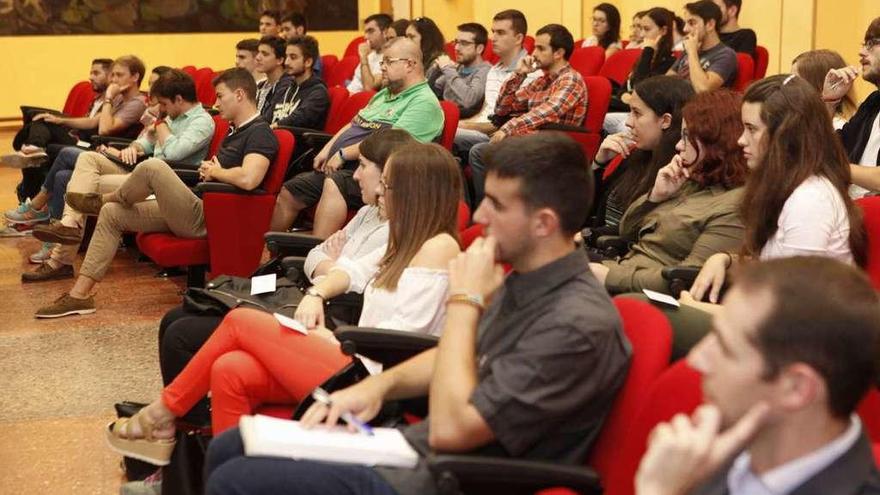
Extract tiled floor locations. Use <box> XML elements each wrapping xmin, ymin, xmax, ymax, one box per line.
<box><xmin>0</xmin><ymin>130</ymin><xmax>184</xmax><ymax>494</ymax></box>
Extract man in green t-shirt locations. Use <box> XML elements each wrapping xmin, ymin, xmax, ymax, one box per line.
<box><xmin>272</xmin><ymin>37</ymin><xmax>444</xmax><ymax>238</ymax></box>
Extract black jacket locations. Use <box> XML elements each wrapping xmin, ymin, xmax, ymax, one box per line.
<box><xmin>272</xmin><ymin>75</ymin><xmax>330</xmax><ymax>130</ymax></box>
<box><xmin>839</xmin><ymin>90</ymin><xmax>880</xmax><ymax>164</ymax></box>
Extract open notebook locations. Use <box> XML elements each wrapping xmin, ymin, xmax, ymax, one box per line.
<box><xmin>240</xmin><ymin>414</ymin><xmax>420</xmax><ymax>468</ymax></box>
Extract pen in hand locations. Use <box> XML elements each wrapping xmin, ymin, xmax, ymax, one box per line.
<box><xmin>311</xmin><ymin>387</ymin><xmax>375</xmax><ymax>436</ymax></box>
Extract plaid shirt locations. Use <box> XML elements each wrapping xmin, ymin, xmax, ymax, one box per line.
<box><xmin>494</xmin><ymin>64</ymin><xmax>588</xmax><ymax>136</ymax></box>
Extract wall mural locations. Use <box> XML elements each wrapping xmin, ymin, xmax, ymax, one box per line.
<box><xmin>0</xmin><ymin>0</ymin><xmax>358</xmax><ymax>35</ymax></box>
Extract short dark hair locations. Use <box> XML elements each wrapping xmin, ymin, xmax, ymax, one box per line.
<box><xmin>536</xmin><ymin>23</ymin><xmax>575</xmax><ymax>60</ymax></box>
<box><xmin>261</xmin><ymin>9</ymin><xmax>281</xmax><ymax>23</ymax></box>
<box><xmin>684</xmin><ymin>0</ymin><xmax>723</xmax><ymax>28</ymax></box>
<box><xmin>91</xmin><ymin>58</ymin><xmax>113</xmax><ymax>71</ymax></box>
<box><xmin>113</xmin><ymin>55</ymin><xmax>145</xmax><ymax>86</ymax></box>
<box><xmin>457</xmin><ymin>22</ymin><xmax>488</xmax><ymax>48</ymax></box>
<box><xmin>150</xmin><ymin>69</ymin><xmax>198</xmax><ymax>103</ymax></box>
<box><xmin>359</xmin><ymin>128</ymin><xmax>416</xmax><ymax>170</ymax></box>
<box><xmin>364</xmin><ymin>13</ymin><xmax>393</xmax><ymax>31</ymax></box>
<box><xmin>865</xmin><ymin>17</ymin><xmax>880</xmax><ymax>41</ymax></box>
<box><xmin>287</xmin><ymin>35</ymin><xmax>320</xmax><ymax>65</ymax></box>
<box><xmin>493</xmin><ymin>9</ymin><xmax>528</xmax><ymax>37</ymax></box>
<box><xmin>259</xmin><ymin>35</ymin><xmax>287</xmax><ymax>59</ymax></box>
<box><xmin>151</xmin><ymin>65</ymin><xmax>173</xmax><ymax>78</ymax></box>
<box><xmin>734</xmin><ymin>257</ymin><xmax>880</xmax><ymax>419</ymax></box>
<box><xmin>282</xmin><ymin>12</ymin><xmax>307</xmax><ymax>31</ymax></box>
<box><xmin>483</xmin><ymin>132</ymin><xmax>593</xmax><ymax>235</ymax></box>
<box><xmin>236</xmin><ymin>38</ymin><xmax>259</xmax><ymax>53</ymax></box>
<box><xmin>593</xmin><ymin>3</ymin><xmax>622</xmax><ymax>48</ymax></box>
<box><xmin>212</xmin><ymin>68</ymin><xmax>258</xmax><ymax>103</ymax></box>
<box><xmin>720</xmin><ymin>0</ymin><xmax>742</xmax><ymax>17</ymax></box>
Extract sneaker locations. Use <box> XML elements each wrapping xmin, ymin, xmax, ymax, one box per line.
<box><xmin>32</xmin><ymin>222</ymin><xmax>82</xmax><ymax>245</ymax></box>
<box><xmin>0</xmin><ymin>223</ymin><xmax>34</xmax><ymax>237</ymax></box>
<box><xmin>64</xmin><ymin>192</ymin><xmax>104</xmax><ymax>216</ymax></box>
<box><xmin>0</xmin><ymin>150</ymin><xmax>48</xmax><ymax>169</ymax></box>
<box><xmin>28</xmin><ymin>242</ymin><xmax>53</xmax><ymax>264</ymax></box>
<box><xmin>5</xmin><ymin>200</ymin><xmax>50</xmax><ymax>224</ymax></box>
<box><xmin>120</xmin><ymin>469</ymin><xmax>162</xmax><ymax>495</ymax></box>
<box><xmin>34</xmin><ymin>292</ymin><xmax>96</xmax><ymax>318</ymax></box>
<box><xmin>21</xmin><ymin>262</ymin><xmax>74</xmax><ymax>283</ymax></box>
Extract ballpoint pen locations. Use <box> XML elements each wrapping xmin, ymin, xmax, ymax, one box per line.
<box><xmin>311</xmin><ymin>387</ymin><xmax>375</xmax><ymax>436</ymax></box>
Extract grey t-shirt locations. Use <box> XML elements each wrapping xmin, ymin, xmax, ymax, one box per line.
<box><xmin>671</xmin><ymin>42</ymin><xmax>739</xmax><ymax>88</ymax></box>
<box><xmin>375</xmin><ymin>249</ymin><xmax>632</xmax><ymax>494</ymax></box>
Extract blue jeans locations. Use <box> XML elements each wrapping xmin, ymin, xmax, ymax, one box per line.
<box><xmin>42</xmin><ymin>146</ymin><xmax>85</xmax><ymax>219</ymax></box>
<box><xmin>205</xmin><ymin>427</ymin><xmax>400</xmax><ymax>495</ymax></box>
<box><xmin>468</xmin><ymin>141</ymin><xmax>490</xmax><ymax>210</ymax></box>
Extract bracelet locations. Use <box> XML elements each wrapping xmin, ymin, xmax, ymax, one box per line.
<box><xmin>446</xmin><ymin>293</ymin><xmax>485</xmax><ymax>313</ymax></box>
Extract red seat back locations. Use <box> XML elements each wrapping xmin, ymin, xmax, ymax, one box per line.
<box><xmin>598</xmin><ymin>48</ymin><xmax>643</xmax><ymax>86</ymax></box>
<box><xmin>587</xmin><ymin>297</ymin><xmax>672</xmax><ymax>481</ymax></box>
<box><xmin>856</xmin><ymin>196</ymin><xmax>880</xmax><ymax>290</ymax></box>
<box><xmin>483</xmin><ymin>40</ymin><xmax>500</xmax><ymax>65</ymax></box>
<box><xmin>343</xmin><ymin>36</ymin><xmax>365</xmax><ymax>59</ymax></box>
<box><xmin>583</xmin><ymin>76</ymin><xmax>612</xmax><ymax>134</ymax></box>
<box><xmin>320</xmin><ymin>55</ymin><xmax>339</xmax><ymax>78</ymax></box>
<box><xmin>439</xmin><ymin>100</ymin><xmax>460</xmax><ymax>151</ymax></box>
<box><xmin>325</xmin><ymin>90</ymin><xmax>375</xmax><ymax>134</ymax></box>
<box><xmin>208</xmin><ymin>114</ymin><xmax>230</xmax><ymax>158</ymax></box>
<box><xmin>524</xmin><ymin>35</ymin><xmax>535</xmax><ymax>54</ymax></box>
<box><xmin>570</xmin><ymin>46</ymin><xmax>606</xmax><ymax>78</ymax></box>
<box><xmin>733</xmin><ymin>53</ymin><xmax>755</xmax><ymax>92</ymax></box>
<box><xmin>754</xmin><ymin>45</ymin><xmax>769</xmax><ymax>79</ymax></box>
<box><xmin>323</xmin><ymin>86</ymin><xmax>350</xmax><ymax>132</ymax></box>
<box><xmin>456</xmin><ymin>200</ymin><xmax>470</xmax><ymax>233</ymax></box>
<box><xmin>325</xmin><ymin>55</ymin><xmax>360</xmax><ymax>89</ymax></box>
<box><xmin>195</xmin><ymin>68</ymin><xmax>217</xmax><ymax>107</ymax></box>
<box><xmin>261</xmin><ymin>129</ymin><xmax>296</xmax><ymax>194</ymax></box>
<box><xmin>444</xmin><ymin>41</ymin><xmax>457</xmax><ymax>60</ymax></box>
<box><xmin>181</xmin><ymin>65</ymin><xmax>197</xmax><ymax>77</ymax></box>
<box><xmin>62</xmin><ymin>81</ymin><xmax>97</xmax><ymax>117</ymax></box>
<box><xmin>460</xmin><ymin>223</ymin><xmax>484</xmax><ymax>249</ymax></box>
<box><xmin>857</xmin><ymin>388</ymin><xmax>880</xmax><ymax>443</ymax></box>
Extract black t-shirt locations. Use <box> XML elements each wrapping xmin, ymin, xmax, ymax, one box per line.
<box><xmin>720</xmin><ymin>29</ymin><xmax>757</xmax><ymax>58</ymax></box>
<box><xmin>215</xmin><ymin>117</ymin><xmax>278</xmax><ymax>168</ymax></box>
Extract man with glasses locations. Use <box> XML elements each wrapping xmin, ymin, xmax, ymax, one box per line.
<box><xmin>825</xmin><ymin>17</ymin><xmax>880</xmax><ymax>198</ymax></box>
<box><xmin>273</xmin><ymin>37</ymin><xmax>443</xmax><ymax>238</ymax></box>
<box><xmin>430</xmin><ymin>23</ymin><xmax>491</xmax><ymax>118</ymax></box>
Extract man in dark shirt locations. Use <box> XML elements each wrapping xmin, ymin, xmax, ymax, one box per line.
<box><xmin>32</xmin><ymin>68</ymin><xmax>278</xmax><ymax>319</ymax></box>
<box><xmin>202</xmin><ymin>132</ymin><xmax>631</xmax><ymax>495</ymax></box>
<box><xmin>271</xmin><ymin>35</ymin><xmax>330</xmax><ymax>130</ymax></box>
<box><xmin>255</xmin><ymin>36</ymin><xmax>297</xmax><ymax>125</ymax></box>
<box><xmin>667</xmin><ymin>1</ymin><xmax>738</xmax><ymax>92</ymax></box>
<box><xmin>712</xmin><ymin>0</ymin><xmax>757</xmax><ymax>57</ymax></box>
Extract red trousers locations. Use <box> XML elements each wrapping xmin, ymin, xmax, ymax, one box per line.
<box><xmin>161</xmin><ymin>308</ymin><xmax>351</xmax><ymax>434</ymax></box>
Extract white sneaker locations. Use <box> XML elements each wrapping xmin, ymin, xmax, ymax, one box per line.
<box><xmin>28</xmin><ymin>242</ymin><xmax>53</xmax><ymax>264</ymax></box>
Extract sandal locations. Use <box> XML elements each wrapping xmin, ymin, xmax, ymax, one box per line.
<box><xmin>104</xmin><ymin>409</ymin><xmax>176</xmax><ymax>466</ymax></box>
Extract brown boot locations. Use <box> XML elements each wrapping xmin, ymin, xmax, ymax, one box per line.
<box><xmin>32</xmin><ymin>222</ymin><xmax>82</xmax><ymax>245</ymax></box>
<box><xmin>21</xmin><ymin>262</ymin><xmax>74</xmax><ymax>283</ymax></box>
<box><xmin>64</xmin><ymin>192</ymin><xmax>104</xmax><ymax>216</ymax></box>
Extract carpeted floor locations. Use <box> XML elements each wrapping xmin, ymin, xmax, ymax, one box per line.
<box><xmin>0</xmin><ymin>129</ymin><xmax>185</xmax><ymax>494</ymax></box>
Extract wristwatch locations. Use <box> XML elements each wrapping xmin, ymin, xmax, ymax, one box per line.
<box><xmin>305</xmin><ymin>287</ymin><xmax>325</xmax><ymax>300</ymax></box>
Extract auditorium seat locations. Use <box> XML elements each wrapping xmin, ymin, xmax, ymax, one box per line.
<box><xmin>733</xmin><ymin>53</ymin><xmax>755</xmax><ymax>92</ymax></box>
<box><xmin>598</xmin><ymin>48</ymin><xmax>643</xmax><ymax>86</ymax></box>
<box><xmin>320</xmin><ymin>54</ymin><xmax>339</xmax><ymax>79</ymax></box>
<box><xmin>754</xmin><ymin>45</ymin><xmax>769</xmax><ymax>79</ymax></box>
<box><xmin>325</xmin><ymin>55</ymin><xmax>359</xmax><ymax>88</ymax></box>
<box><xmin>439</xmin><ymin>100</ymin><xmax>460</xmax><ymax>151</ymax></box>
<box><xmin>855</xmin><ymin>196</ymin><xmax>880</xmax><ymax>290</ymax></box>
<box><xmin>343</xmin><ymin>36</ymin><xmax>365</xmax><ymax>59</ymax></box>
<box><xmin>569</xmin><ymin>46</ymin><xmax>606</xmax><ymax>77</ymax></box>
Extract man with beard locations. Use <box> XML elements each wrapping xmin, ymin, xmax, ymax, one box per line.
<box><xmin>272</xmin><ymin>37</ymin><xmax>442</xmax><ymax>238</ymax></box>
<box><xmin>271</xmin><ymin>35</ymin><xmax>329</xmax><ymax>131</ymax></box>
<box><xmin>430</xmin><ymin>23</ymin><xmax>491</xmax><ymax>118</ymax></box>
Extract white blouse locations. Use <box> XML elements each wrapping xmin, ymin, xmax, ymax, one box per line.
<box><xmin>760</xmin><ymin>175</ymin><xmax>852</xmax><ymax>263</ymax></box>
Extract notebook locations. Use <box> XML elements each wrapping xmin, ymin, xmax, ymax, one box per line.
<box><xmin>239</xmin><ymin>414</ymin><xmax>420</xmax><ymax>468</ymax></box>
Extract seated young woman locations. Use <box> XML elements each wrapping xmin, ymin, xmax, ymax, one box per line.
<box><xmin>687</xmin><ymin>74</ymin><xmax>865</xmax><ymax>306</ymax></box>
<box><xmin>604</xmin><ymin>8</ymin><xmax>678</xmax><ymax>128</ymax></box>
<box><xmin>791</xmin><ymin>49</ymin><xmax>857</xmax><ymax>130</ymax></box>
<box><xmin>104</xmin><ymin>143</ymin><xmax>463</xmax><ymax>465</ymax></box>
<box><xmin>589</xmin><ymin>89</ymin><xmax>749</xmax><ymax>295</ymax></box>
<box><xmin>591</xmin><ymin>75</ymin><xmax>694</xmax><ymax>232</ymax></box>
<box><xmin>582</xmin><ymin>3</ymin><xmax>623</xmax><ymax>58</ymax></box>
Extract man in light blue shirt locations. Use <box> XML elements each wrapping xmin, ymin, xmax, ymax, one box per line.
<box><xmin>635</xmin><ymin>257</ymin><xmax>880</xmax><ymax>495</ymax></box>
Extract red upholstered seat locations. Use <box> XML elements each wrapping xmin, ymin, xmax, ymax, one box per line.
<box><xmin>598</xmin><ymin>48</ymin><xmax>643</xmax><ymax>86</ymax></box>
<box><xmin>754</xmin><ymin>45</ymin><xmax>769</xmax><ymax>79</ymax></box>
<box><xmin>343</xmin><ymin>36</ymin><xmax>364</xmax><ymax>59</ymax></box>
<box><xmin>570</xmin><ymin>46</ymin><xmax>606</xmax><ymax>77</ymax></box>
<box><xmin>62</xmin><ymin>81</ymin><xmax>97</xmax><ymax>117</ymax></box>
<box><xmin>856</xmin><ymin>196</ymin><xmax>880</xmax><ymax>290</ymax></box>
<box><xmin>320</xmin><ymin>54</ymin><xmax>339</xmax><ymax>79</ymax></box>
<box><xmin>324</xmin><ymin>87</ymin><xmax>349</xmax><ymax>132</ymax></box>
<box><xmin>325</xmin><ymin>55</ymin><xmax>360</xmax><ymax>89</ymax></box>
<box><xmin>545</xmin><ymin>76</ymin><xmax>611</xmax><ymax>161</ymax></box>
<box><xmin>439</xmin><ymin>100</ymin><xmax>460</xmax><ymax>151</ymax></box>
<box><xmin>194</xmin><ymin>67</ymin><xmax>218</xmax><ymax>107</ymax></box>
<box><xmin>207</xmin><ymin>115</ymin><xmax>230</xmax><ymax>157</ymax></box>
<box><xmin>733</xmin><ymin>53</ymin><xmax>756</xmax><ymax>92</ymax></box>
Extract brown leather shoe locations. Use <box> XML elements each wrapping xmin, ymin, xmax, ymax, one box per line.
<box><xmin>64</xmin><ymin>192</ymin><xmax>104</xmax><ymax>216</ymax></box>
<box><xmin>21</xmin><ymin>262</ymin><xmax>74</xmax><ymax>283</ymax></box>
<box><xmin>35</xmin><ymin>292</ymin><xmax>96</xmax><ymax>318</ymax></box>
<box><xmin>32</xmin><ymin>222</ymin><xmax>82</xmax><ymax>245</ymax></box>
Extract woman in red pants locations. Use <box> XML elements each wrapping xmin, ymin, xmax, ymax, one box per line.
<box><xmin>105</xmin><ymin>143</ymin><xmax>464</xmax><ymax>465</ymax></box>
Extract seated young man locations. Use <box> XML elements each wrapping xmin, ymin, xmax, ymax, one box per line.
<box><xmin>279</xmin><ymin>12</ymin><xmax>323</xmax><ymax>78</ymax></box>
<box><xmin>255</xmin><ymin>36</ymin><xmax>297</xmax><ymax>125</ymax></box>
<box><xmin>430</xmin><ymin>23</ymin><xmax>491</xmax><ymax>118</ymax></box>
<box><xmin>635</xmin><ymin>256</ymin><xmax>880</xmax><ymax>495</ymax></box>
<box><xmin>666</xmin><ymin>0</ymin><xmax>738</xmax><ymax>92</ymax></box>
<box><xmin>31</xmin><ymin>68</ymin><xmax>277</xmax><ymax>318</ymax></box>
<box><xmin>273</xmin><ymin>37</ymin><xmax>443</xmax><ymax>238</ymax></box>
<box><xmin>258</xmin><ymin>10</ymin><xmax>281</xmax><ymax>37</ymax></box>
<box><xmin>468</xmin><ymin>23</ymin><xmax>587</xmax><ymax>207</ymax></box>
<box><xmin>234</xmin><ymin>38</ymin><xmax>262</xmax><ymax>83</ymax></box>
<box><xmin>271</xmin><ymin>35</ymin><xmax>330</xmax><ymax>131</ymax></box>
<box><xmin>712</xmin><ymin>0</ymin><xmax>757</xmax><ymax>57</ymax></box>
<box><xmin>202</xmin><ymin>132</ymin><xmax>631</xmax><ymax>495</ymax></box>
<box><xmin>347</xmin><ymin>13</ymin><xmax>392</xmax><ymax>93</ymax></box>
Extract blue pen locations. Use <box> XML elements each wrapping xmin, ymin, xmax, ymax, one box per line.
<box><xmin>311</xmin><ymin>387</ymin><xmax>375</xmax><ymax>436</ymax></box>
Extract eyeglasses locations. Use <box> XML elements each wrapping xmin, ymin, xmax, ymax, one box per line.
<box><xmin>454</xmin><ymin>39</ymin><xmax>476</xmax><ymax>46</ymax></box>
<box><xmin>863</xmin><ymin>38</ymin><xmax>880</xmax><ymax>50</ymax></box>
<box><xmin>380</xmin><ymin>57</ymin><xmax>412</xmax><ymax>67</ymax></box>
<box><xmin>379</xmin><ymin>177</ymin><xmax>393</xmax><ymax>191</ymax></box>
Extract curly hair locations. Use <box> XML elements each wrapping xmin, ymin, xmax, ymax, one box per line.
<box><xmin>681</xmin><ymin>90</ymin><xmax>748</xmax><ymax>189</ymax></box>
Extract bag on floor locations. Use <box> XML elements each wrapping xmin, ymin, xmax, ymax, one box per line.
<box><xmin>182</xmin><ymin>274</ymin><xmax>304</xmax><ymax>318</ymax></box>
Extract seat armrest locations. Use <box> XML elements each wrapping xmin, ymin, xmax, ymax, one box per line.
<box><xmin>661</xmin><ymin>266</ymin><xmax>701</xmax><ymax>283</ymax></box>
<box><xmin>172</xmin><ymin>169</ymin><xmax>201</xmax><ymax>187</ymax></box>
<box><xmin>595</xmin><ymin>235</ymin><xmax>629</xmax><ymax>258</ymax></box>
<box><xmin>428</xmin><ymin>455</ymin><xmax>602</xmax><ymax>495</ymax></box>
<box><xmin>276</xmin><ymin>125</ymin><xmax>321</xmax><ymax>136</ymax></box>
<box><xmin>194</xmin><ymin>181</ymin><xmax>267</xmax><ymax>195</ymax></box>
<box><xmin>301</xmin><ymin>131</ymin><xmax>333</xmax><ymax>150</ymax></box>
<box><xmin>280</xmin><ymin>256</ymin><xmax>306</xmax><ymax>277</ymax></box>
<box><xmin>336</xmin><ymin>326</ymin><xmax>439</xmax><ymax>367</ymax></box>
<box><xmin>91</xmin><ymin>135</ymin><xmax>134</xmax><ymax>147</ymax></box>
<box><xmin>540</xmin><ymin>122</ymin><xmax>588</xmax><ymax>133</ymax></box>
<box><xmin>265</xmin><ymin>232</ymin><xmax>323</xmax><ymax>257</ymax></box>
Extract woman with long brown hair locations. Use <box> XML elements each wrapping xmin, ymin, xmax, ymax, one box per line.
<box><xmin>792</xmin><ymin>49</ymin><xmax>857</xmax><ymax>128</ymax></box>
<box><xmin>104</xmin><ymin>143</ymin><xmax>463</xmax><ymax>465</ymax></box>
<box><xmin>690</xmin><ymin>74</ymin><xmax>866</xmax><ymax>303</ymax></box>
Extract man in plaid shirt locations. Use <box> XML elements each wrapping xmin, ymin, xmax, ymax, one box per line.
<box><xmin>468</xmin><ymin>23</ymin><xmax>587</xmax><ymax>208</ymax></box>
